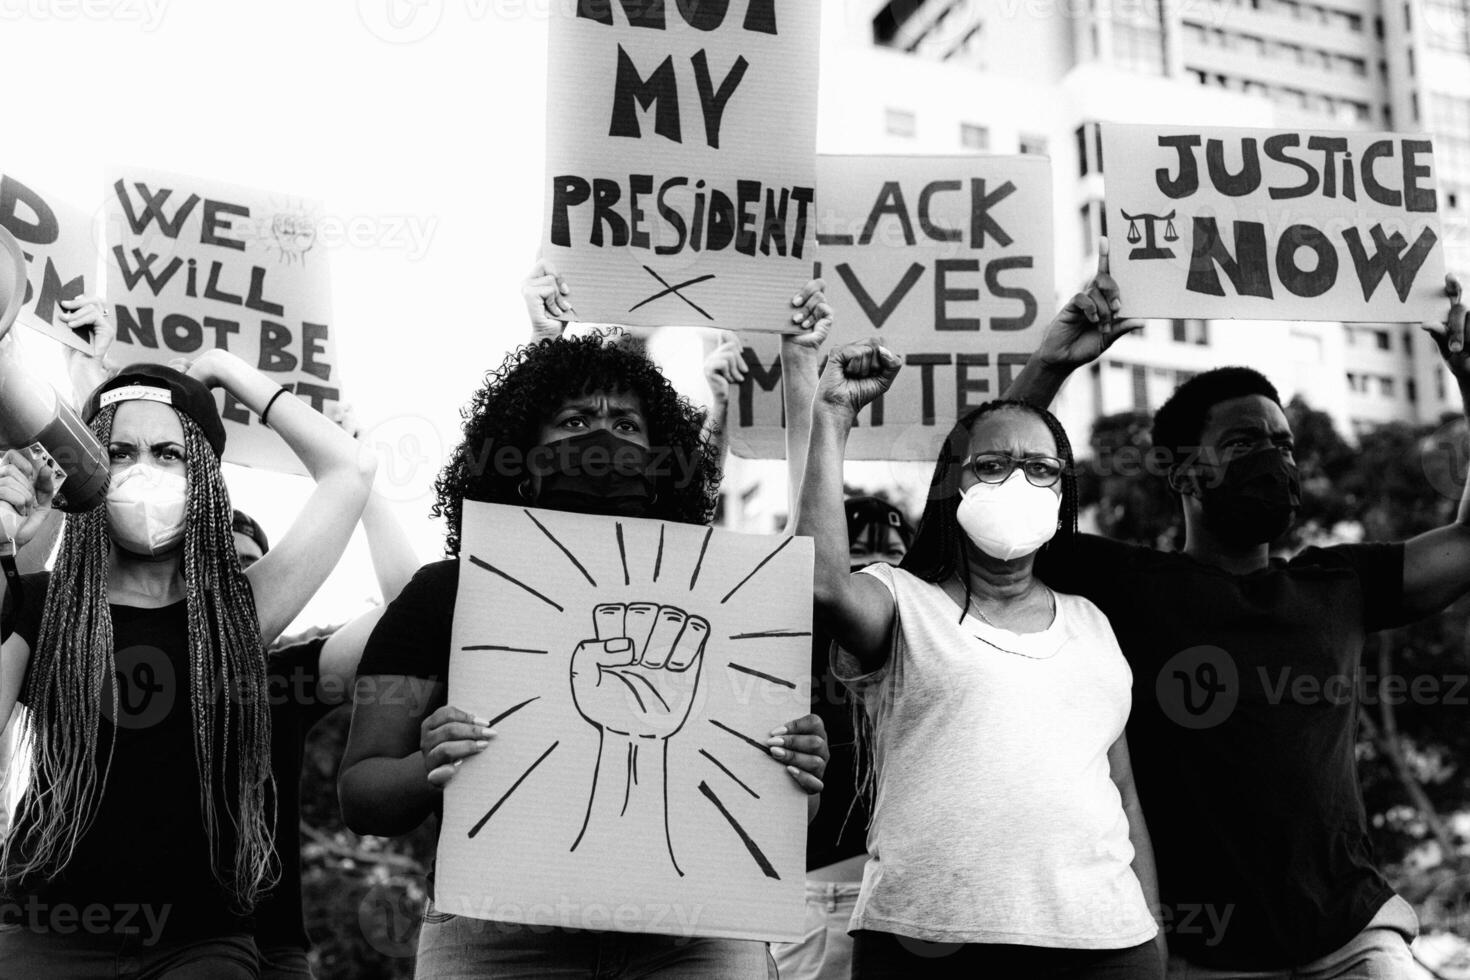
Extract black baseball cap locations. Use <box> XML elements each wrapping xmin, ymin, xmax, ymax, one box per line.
<box><xmin>231</xmin><ymin>509</ymin><xmax>269</xmax><ymax>554</ymax></box>
<box><xmin>83</xmin><ymin>364</ymin><xmax>227</xmax><ymax>458</ymax></box>
<box><xmin>846</xmin><ymin>495</ymin><xmax>914</xmax><ymax>549</ymax></box>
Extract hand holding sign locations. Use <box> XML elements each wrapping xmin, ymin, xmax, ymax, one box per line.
<box><xmin>1423</xmin><ymin>274</ymin><xmax>1469</xmax><ymax>381</ymax></box>
<box><xmin>815</xmin><ymin>338</ymin><xmax>902</xmax><ymax>422</ymax></box>
<box><xmin>1035</xmin><ymin>238</ymin><xmax>1142</xmax><ymax>372</ymax></box>
<box><xmin>572</xmin><ymin>602</ymin><xmax>709</xmax><ymax>740</ymax></box>
<box><xmin>421</xmin><ymin>705</ymin><xmax>498</xmax><ymax>789</ymax></box>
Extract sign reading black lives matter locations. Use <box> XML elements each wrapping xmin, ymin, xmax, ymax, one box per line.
<box><xmin>543</xmin><ymin>0</ymin><xmax>820</xmax><ymax>331</ymax></box>
<box><xmin>730</xmin><ymin>154</ymin><xmax>1054</xmax><ymax>461</ymax></box>
<box><xmin>104</xmin><ymin>167</ymin><xmax>339</xmax><ymax>474</ymax></box>
<box><xmin>1103</xmin><ymin>123</ymin><xmax>1445</xmax><ymax>323</ymax></box>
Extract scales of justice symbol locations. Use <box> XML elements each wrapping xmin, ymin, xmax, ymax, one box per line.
<box><xmin>1121</xmin><ymin>209</ymin><xmax>1181</xmax><ymax>261</ymax></box>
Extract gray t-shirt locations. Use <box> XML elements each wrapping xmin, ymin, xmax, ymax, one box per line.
<box><xmin>835</xmin><ymin>562</ymin><xmax>1157</xmax><ymax>948</ymax></box>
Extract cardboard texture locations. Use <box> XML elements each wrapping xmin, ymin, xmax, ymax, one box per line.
<box><xmin>438</xmin><ymin>501</ymin><xmax>813</xmax><ymax>942</ymax></box>
<box><xmin>1102</xmin><ymin>123</ymin><xmax>1446</xmax><ymax>323</ymax></box>
<box><xmin>730</xmin><ymin>154</ymin><xmax>1054</xmax><ymax>461</ymax></box>
<box><xmin>103</xmin><ymin>167</ymin><xmax>339</xmax><ymax>473</ymax></box>
<box><xmin>542</xmin><ymin>0</ymin><xmax>820</xmax><ymax>332</ymax></box>
<box><xmin>0</xmin><ymin>172</ymin><xmax>96</xmax><ymax>353</ymax></box>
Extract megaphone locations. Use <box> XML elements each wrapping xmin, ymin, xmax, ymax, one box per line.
<box><xmin>0</xmin><ymin>225</ymin><xmax>110</xmax><ymax>519</ymax></box>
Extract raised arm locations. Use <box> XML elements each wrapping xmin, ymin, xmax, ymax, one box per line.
<box><xmin>185</xmin><ymin>350</ymin><xmax>375</xmax><ymax>644</ymax></box>
<box><xmin>524</xmin><ymin>257</ymin><xmax>572</xmax><ymax>343</ymax></box>
<box><xmin>781</xmin><ymin>279</ymin><xmax>832</xmax><ymax>532</ymax></box>
<box><xmin>1403</xmin><ymin>275</ymin><xmax>1470</xmax><ymax>619</ymax></box>
<box><xmin>795</xmin><ymin>339</ymin><xmax>901</xmax><ymax>672</ymax></box>
<box><xmin>59</xmin><ymin>296</ymin><xmax>117</xmax><ymax>410</ymax></box>
<box><xmin>0</xmin><ymin>448</ymin><xmax>55</xmax><ymax>734</ymax></box>
<box><xmin>1004</xmin><ymin>238</ymin><xmax>1141</xmax><ymax>408</ymax></box>
<box><xmin>334</xmin><ymin>406</ymin><xmax>421</xmax><ymax>602</ymax></box>
<box><xmin>701</xmin><ymin>330</ymin><xmax>742</xmax><ymax>471</ymax></box>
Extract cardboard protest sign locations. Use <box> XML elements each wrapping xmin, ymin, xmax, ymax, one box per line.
<box><xmin>1102</xmin><ymin>123</ymin><xmax>1445</xmax><ymax>323</ymax></box>
<box><xmin>438</xmin><ymin>500</ymin><xmax>813</xmax><ymax>941</ymax></box>
<box><xmin>729</xmin><ymin>154</ymin><xmax>1054</xmax><ymax>461</ymax></box>
<box><xmin>543</xmin><ymin>0</ymin><xmax>820</xmax><ymax>332</ymax></box>
<box><xmin>0</xmin><ymin>173</ymin><xmax>96</xmax><ymax>353</ymax></box>
<box><xmin>104</xmin><ymin>167</ymin><xmax>339</xmax><ymax>473</ymax></box>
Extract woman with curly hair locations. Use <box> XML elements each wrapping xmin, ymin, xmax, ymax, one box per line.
<box><xmin>795</xmin><ymin>337</ymin><xmax>1163</xmax><ymax>980</ymax></box>
<box><xmin>339</xmin><ymin>303</ymin><xmax>832</xmax><ymax>978</ymax></box>
<box><xmin>0</xmin><ymin>345</ymin><xmax>374</xmax><ymax>976</ymax></box>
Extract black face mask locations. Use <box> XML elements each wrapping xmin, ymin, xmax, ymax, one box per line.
<box><xmin>1198</xmin><ymin>447</ymin><xmax>1302</xmax><ymax>546</ymax></box>
<box><xmin>530</xmin><ymin>429</ymin><xmax>656</xmax><ymax>519</ymax></box>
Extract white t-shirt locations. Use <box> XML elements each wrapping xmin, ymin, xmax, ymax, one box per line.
<box><xmin>835</xmin><ymin>561</ymin><xmax>1158</xmax><ymax>948</ymax></box>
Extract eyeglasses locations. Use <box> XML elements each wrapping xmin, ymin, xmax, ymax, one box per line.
<box><xmin>967</xmin><ymin>453</ymin><xmax>1065</xmax><ymax>488</ymax></box>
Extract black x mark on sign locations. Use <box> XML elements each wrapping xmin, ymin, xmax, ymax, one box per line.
<box><xmin>628</xmin><ymin>266</ymin><xmax>716</xmax><ymax>321</ymax></box>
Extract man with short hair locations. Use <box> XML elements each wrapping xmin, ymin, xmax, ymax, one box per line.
<box><xmin>1006</xmin><ymin>243</ymin><xmax>1467</xmax><ymax>978</ymax></box>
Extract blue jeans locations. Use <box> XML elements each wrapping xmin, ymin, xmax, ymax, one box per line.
<box><xmin>415</xmin><ymin>904</ymin><xmax>776</xmax><ymax>979</ymax></box>
<box><xmin>1165</xmin><ymin>896</ymin><xmax>1419</xmax><ymax>980</ymax></box>
<box><xmin>770</xmin><ymin>881</ymin><xmax>861</xmax><ymax>980</ymax></box>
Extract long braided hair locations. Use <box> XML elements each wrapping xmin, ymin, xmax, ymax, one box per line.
<box><xmin>851</xmin><ymin>399</ymin><xmax>1080</xmax><ymax>813</ymax></box>
<box><xmin>1</xmin><ymin>404</ymin><xmax>277</xmax><ymax>911</ymax></box>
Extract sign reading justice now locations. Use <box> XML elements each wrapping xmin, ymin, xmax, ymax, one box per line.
<box><xmin>1103</xmin><ymin>123</ymin><xmax>1445</xmax><ymax>323</ymax></box>
<box><xmin>543</xmin><ymin>0</ymin><xmax>820</xmax><ymax>332</ymax></box>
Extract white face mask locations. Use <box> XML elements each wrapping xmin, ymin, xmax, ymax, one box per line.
<box><xmin>955</xmin><ymin>470</ymin><xmax>1061</xmax><ymax>562</ymax></box>
<box><xmin>106</xmin><ymin>464</ymin><xmax>188</xmax><ymax>557</ymax></box>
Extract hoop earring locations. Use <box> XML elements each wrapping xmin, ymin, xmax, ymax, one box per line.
<box><xmin>517</xmin><ymin>479</ymin><xmax>533</xmax><ymax>502</ymax></box>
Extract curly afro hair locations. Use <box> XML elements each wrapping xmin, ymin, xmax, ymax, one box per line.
<box><xmin>432</xmin><ymin>332</ymin><xmax>722</xmax><ymax>556</ymax></box>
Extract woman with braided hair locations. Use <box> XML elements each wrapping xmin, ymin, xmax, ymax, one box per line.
<box><xmin>0</xmin><ymin>348</ymin><xmax>375</xmax><ymax>977</ymax></box>
<box><xmin>795</xmin><ymin>337</ymin><xmax>1164</xmax><ymax>980</ymax></box>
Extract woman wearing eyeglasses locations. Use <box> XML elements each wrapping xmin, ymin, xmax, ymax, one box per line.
<box><xmin>793</xmin><ymin>338</ymin><xmax>1163</xmax><ymax>980</ymax></box>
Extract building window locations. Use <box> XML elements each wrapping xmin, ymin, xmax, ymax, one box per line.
<box><xmin>1171</xmin><ymin>318</ymin><xmax>1209</xmax><ymax>345</ymax></box>
<box><xmin>1380</xmin><ymin>376</ymin><xmax>1396</xmax><ymax>398</ymax></box>
<box><xmin>885</xmin><ymin>108</ymin><xmax>917</xmax><ymax>138</ymax></box>
<box><xmin>1375</xmin><ymin>329</ymin><xmax>1391</xmax><ymax>350</ymax></box>
<box><xmin>1019</xmin><ymin>133</ymin><xmax>1049</xmax><ymax>156</ymax></box>
<box><xmin>1408</xmin><ymin>379</ymin><xmax>1418</xmax><ymax>403</ymax></box>
<box><xmin>960</xmin><ymin>123</ymin><xmax>990</xmax><ymax>151</ymax></box>
<box><xmin>1076</xmin><ymin>125</ymin><xmax>1090</xmax><ymax>176</ymax></box>
<box><xmin>1132</xmin><ymin>364</ymin><xmax>1149</xmax><ymax>411</ymax></box>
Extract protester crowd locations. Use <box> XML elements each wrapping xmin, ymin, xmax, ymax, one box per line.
<box><xmin>0</xmin><ymin>242</ymin><xmax>1463</xmax><ymax>980</ymax></box>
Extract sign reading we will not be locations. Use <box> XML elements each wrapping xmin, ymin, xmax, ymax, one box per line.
<box><xmin>544</xmin><ymin>0</ymin><xmax>820</xmax><ymax>332</ymax></box>
<box><xmin>0</xmin><ymin>172</ymin><xmax>96</xmax><ymax>353</ymax></box>
<box><xmin>1103</xmin><ymin>123</ymin><xmax>1446</xmax><ymax>323</ymax></box>
<box><xmin>730</xmin><ymin>155</ymin><xmax>1055</xmax><ymax>461</ymax></box>
<box><xmin>104</xmin><ymin>167</ymin><xmax>339</xmax><ymax>474</ymax></box>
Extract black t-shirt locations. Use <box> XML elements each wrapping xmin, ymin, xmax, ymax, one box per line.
<box><xmin>2</xmin><ymin>572</ymin><xmax>249</xmax><ymax>941</ymax></box>
<box><xmin>355</xmin><ymin>560</ymin><xmax>458</xmax><ymax>842</ymax></box>
<box><xmin>254</xmin><ymin>636</ymin><xmax>336</xmax><ymax>954</ymax></box>
<box><xmin>805</xmin><ymin>624</ymin><xmax>867</xmax><ymax>872</ymax></box>
<box><xmin>1036</xmin><ymin>535</ymin><xmax>1409</xmax><ymax>969</ymax></box>
<box><xmin>358</xmin><ymin>560</ymin><xmax>457</xmax><ymax>684</ymax></box>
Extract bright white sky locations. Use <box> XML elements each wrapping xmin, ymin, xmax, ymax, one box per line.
<box><xmin>0</xmin><ymin>0</ymin><xmax>689</xmax><ymax>631</ymax></box>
